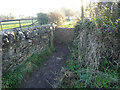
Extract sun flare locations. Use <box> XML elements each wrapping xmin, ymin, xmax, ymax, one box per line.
<box><xmin>0</xmin><ymin>0</ymin><xmax>93</xmax><ymax>17</ymax></box>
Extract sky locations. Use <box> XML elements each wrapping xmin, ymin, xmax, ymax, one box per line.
<box><xmin>0</xmin><ymin>0</ymin><xmax>119</xmax><ymax>18</ymax></box>
<box><xmin>0</xmin><ymin>0</ymin><xmax>93</xmax><ymax>17</ymax></box>
<box><xmin>2</xmin><ymin>0</ymin><xmax>118</xmax><ymax>18</ymax></box>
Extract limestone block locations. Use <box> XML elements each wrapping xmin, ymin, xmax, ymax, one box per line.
<box><xmin>2</xmin><ymin>33</ymin><xmax>9</xmax><ymax>46</ymax></box>
<box><xmin>2</xmin><ymin>24</ymin><xmax>55</xmax><ymax>74</ymax></box>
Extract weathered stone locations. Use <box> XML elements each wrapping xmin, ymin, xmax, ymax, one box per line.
<box><xmin>2</xmin><ymin>24</ymin><xmax>55</xmax><ymax>74</ymax></box>
<box><xmin>2</xmin><ymin>33</ymin><xmax>9</xmax><ymax>46</ymax></box>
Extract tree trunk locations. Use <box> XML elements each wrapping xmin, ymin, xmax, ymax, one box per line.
<box><xmin>81</xmin><ymin>0</ymin><xmax>84</xmax><ymax>21</ymax></box>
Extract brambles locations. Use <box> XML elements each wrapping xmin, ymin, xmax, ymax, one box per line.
<box><xmin>58</xmin><ymin>2</ymin><xmax>120</xmax><ymax>89</ymax></box>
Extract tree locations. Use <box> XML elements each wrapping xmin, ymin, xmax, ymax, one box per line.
<box><xmin>47</xmin><ymin>11</ymin><xmax>65</xmax><ymax>27</ymax></box>
<box><xmin>81</xmin><ymin>0</ymin><xmax>84</xmax><ymax>21</ymax></box>
<box><xmin>9</xmin><ymin>13</ymin><xmax>15</xmax><ymax>19</ymax></box>
<box><xmin>37</xmin><ymin>13</ymin><xmax>48</xmax><ymax>25</ymax></box>
<box><xmin>0</xmin><ymin>13</ymin><xmax>16</xmax><ymax>20</ymax></box>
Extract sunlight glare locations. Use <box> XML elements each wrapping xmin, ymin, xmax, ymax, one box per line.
<box><xmin>0</xmin><ymin>0</ymin><xmax>92</xmax><ymax>17</ymax></box>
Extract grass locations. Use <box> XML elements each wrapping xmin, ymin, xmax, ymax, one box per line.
<box><xmin>0</xmin><ymin>20</ymin><xmax>38</xmax><ymax>30</ymax></box>
<box><xmin>0</xmin><ymin>20</ymin><xmax>75</xmax><ymax>30</ymax></box>
<box><xmin>64</xmin><ymin>21</ymin><xmax>76</xmax><ymax>28</ymax></box>
<box><xmin>2</xmin><ymin>45</ymin><xmax>55</xmax><ymax>88</ymax></box>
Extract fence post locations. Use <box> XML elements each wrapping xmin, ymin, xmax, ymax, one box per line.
<box><xmin>19</xmin><ymin>20</ymin><xmax>21</xmax><ymax>29</ymax></box>
<box><xmin>50</xmin><ymin>23</ymin><xmax>54</xmax><ymax>47</ymax></box>
<box><xmin>32</xmin><ymin>19</ymin><xmax>34</xmax><ymax>25</ymax></box>
<box><xmin>0</xmin><ymin>22</ymin><xmax>2</xmax><ymax>30</ymax></box>
<box><xmin>81</xmin><ymin>0</ymin><xmax>84</xmax><ymax>21</ymax></box>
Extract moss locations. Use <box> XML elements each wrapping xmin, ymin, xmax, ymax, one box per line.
<box><xmin>2</xmin><ymin>46</ymin><xmax>55</xmax><ymax>88</ymax></box>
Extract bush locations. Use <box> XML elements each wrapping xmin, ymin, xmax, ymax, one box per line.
<box><xmin>47</xmin><ymin>11</ymin><xmax>65</xmax><ymax>27</ymax></box>
<box><xmin>58</xmin><ymin>2</ymin><xmax>120</xmax><ymax>89</ymax></box>
<box><xmin>37</xmin><ymin>13</ymin><xmax>48</xmax><ymax>25</ymax></box>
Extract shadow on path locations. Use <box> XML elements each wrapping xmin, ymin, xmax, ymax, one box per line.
<box><xmin>21</xmin><ymin>42</ymin><xmax>71</xmax><ymax>88</ymax></box>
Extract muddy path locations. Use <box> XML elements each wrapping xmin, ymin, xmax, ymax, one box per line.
<box><xmin>21</xmin><ymin>42</ymin><xmax>71</xmax><ymax>88</ymax></box>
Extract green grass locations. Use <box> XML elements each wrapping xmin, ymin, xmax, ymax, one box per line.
<box><xmin>2</xmin><ymin>45</ymin><xmax>55</xmax><ymax>88</ymax></box>
<box><xmin>64</xmin><ymin>21</ymin><xmax>76</xmax><ymax>28</ymax></box>
<box><xmin>0</xmin><ymin>20</ymin><xmax>38</xmax><ymax>30</ymax></box>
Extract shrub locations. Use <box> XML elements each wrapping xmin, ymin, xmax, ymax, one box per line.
<box><xmin>37</xmin><ymin>13</ymin><xmax>48</xmax><ymax>25</ymax></box>
<box><xmin>47</xmin><ymin>11</ymin><xmax>65</xmax><ymax>27</ymax></box>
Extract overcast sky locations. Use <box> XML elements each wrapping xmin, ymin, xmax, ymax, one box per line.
<box><xmin>0</xmin><ymin>0</ymin><xmax>86</xmax><ymax>17</ymax></box>
<box><xmin>1</xmin><ymin>0</ymin><xmax>117</xmax><ymax>17</ymax></box>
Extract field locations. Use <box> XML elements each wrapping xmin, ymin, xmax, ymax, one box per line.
<box><xmin>0</xmin><ymin>20</ymin><xmax>38</xmax><ymax>30</ymax></box>
<box><xmin>0</xmin><ymin>20</ymin><xmax>75</xmax><ymax>30</ymax></box>
<box><xmin>64</xmin><ymin>21</ymin><xmax>76</xmax><ymax>28</ymax></box>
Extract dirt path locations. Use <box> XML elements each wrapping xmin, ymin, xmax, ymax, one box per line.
<box><xmin>21</xmin><ymin>42</ymin><xmax>71</xmax><ymax>88</ymax></box>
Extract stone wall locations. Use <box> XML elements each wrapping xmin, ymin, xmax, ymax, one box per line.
<box><xmin>0</xmin><ymin>24</ymin><xmax>56</xmax><ymax>74</ymax></box>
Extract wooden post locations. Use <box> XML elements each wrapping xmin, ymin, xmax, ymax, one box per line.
<box><xmin>81</xmin><ymin>0</ymin><xmax>84</xmax><ymax>21</ymax></box>
<box><xmin>0</xmin><ymin>22</ymin><xmax>2</xmax><ymax>30</ymax></box>
<box><xmin>89</xmin><ymin>0</ymin><xmax>92</xmax><ymax>19</ymax></box>
<box><xmin>50</xmin><ymin>24</ymin><xmax>54</xmax><ymax>47</ymax></box>
<box><xmin>32</xmin><ymin>19</ymin><xmax>34</xmax><ymax>25</ymax></box>
<box><xmin>19</xmin><ymin>20</ymin><xmax>21</xmax><ymax>29</ymax></box>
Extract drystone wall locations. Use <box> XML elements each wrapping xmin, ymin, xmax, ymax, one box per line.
<box><xmin>0</xmin><ymin>24</ymin><xmax>56</xmax><ymax>74</ymax></box>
